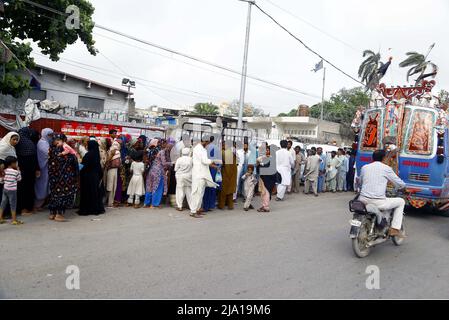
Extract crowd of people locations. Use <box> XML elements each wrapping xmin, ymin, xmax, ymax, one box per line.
<box><xmin>0</xmin><ymin>127</ymin><xmax>357</xmax><ymax>225</ymax></box>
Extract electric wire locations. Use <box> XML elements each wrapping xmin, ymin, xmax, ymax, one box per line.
<box><xmin>253</xmin><ymin>3</ymin><xmax>365</xmax><ymax>86</ymax></box>
<box><xmin>16</xmin><ymin>0</ymin><xmax>321</xmax><ymax>99</ymax></box>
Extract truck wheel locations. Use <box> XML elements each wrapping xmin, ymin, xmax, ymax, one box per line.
<box><xmin>436</xmin><ymin>209</ymin><xmax>449</xmax><ymax>218</ymax></box>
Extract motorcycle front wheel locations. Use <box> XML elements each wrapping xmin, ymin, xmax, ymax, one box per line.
<box><xmin>352</xmin><ymin>217</ymin><xmax>372</xmax><ymax>258</ymax></box>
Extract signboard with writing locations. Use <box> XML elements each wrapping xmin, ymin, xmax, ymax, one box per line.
<box><xmin>61</xmin><ymin>121</ymin><xmax>122</xmax><ymax>138</ymax></box>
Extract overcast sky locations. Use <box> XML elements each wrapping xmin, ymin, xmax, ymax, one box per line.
<box><xmin>32</xmin><ymin>0</ymin><xmax>449</xmax><ymax>115</ymax></box>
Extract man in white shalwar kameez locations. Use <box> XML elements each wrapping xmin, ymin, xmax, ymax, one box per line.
<box><xmin>275</xmin><ymin>140</ymin><xmax>295</xmax><ymax>200</ymax></box>
<box><xmin>190</xmin><ymin>138</ymin><xmax>219</xmax><ymax>218</ymax></box>
<box><xmin>175</xmin><ymin>148</ymin><xmax>193</xmax><ymax>211</ymax></box>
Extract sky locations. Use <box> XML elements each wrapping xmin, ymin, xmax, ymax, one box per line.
<box><xmin>32</xmin><ymin>0</ymin><xmax>449</xmax><ymax>115</ymax></box>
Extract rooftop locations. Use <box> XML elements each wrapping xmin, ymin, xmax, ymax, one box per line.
<box><xmin>35</xmin><ymin>64</ymin><xmax>130</xmax><ymax>95</ymax></box>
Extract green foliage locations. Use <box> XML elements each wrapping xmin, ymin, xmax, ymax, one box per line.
<box><xmin>277</xmin><ymin>88</ymin><xmax>369</xmax><ymax>124</ymax></box>
<box><xmin>309</xmin><ymin>87</ymin><xmax>370</xmax><ymax>125</ymax></box>
<box><xmin>0</xmin><ymin>37</ymin><xmax>34</xmax><ymax>98</ymax></box>
<box><xmin>358</xmin><ymin>50</ymin><xmax>381</xmax><ymax>89</ymax></box>
<box><xmin>399</xmin><ymin>50</ymin><xmax>438</xmax><ymax>84</ymax></box>
<box><xmin>225</xmin><ymin>99</ymin><xmax>268</xmax><ymax>117</ymax></box>
<box><xmin>0</xmin><ymin>0</ymin><xmax>97</xmax><ymax>97</ymax></box>
<box><xmin>277</xmin><ymin>108</ymin><xmax>297</xmax><ymax>117</ymax></box>
<box><xmin>192</xmin><ymin>102</ymin><xmax>220</xmax><ymax>116</ymax></box>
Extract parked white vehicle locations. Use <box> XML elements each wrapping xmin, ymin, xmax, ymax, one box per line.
<box><xmin>305</xmin><ymin>144</ymin><xmax>339</xmax><ymax>155</ymax></box>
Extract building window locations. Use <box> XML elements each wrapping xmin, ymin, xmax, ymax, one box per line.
<box><xmin>28</xmin><ymin>89</ymin><xmax>46</xmax><ymax>101</ymax></box>
<box><xmin>313</xmin><ymin>130</ymin><xmax>316</xmax><ymax>136</ymax></box>
<box><xmin>78</xmin><ymin>96</ymin><xmax>105</xmax><ymax>113</ymax></box>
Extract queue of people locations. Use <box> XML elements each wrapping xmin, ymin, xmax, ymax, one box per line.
<box><xmin>0</xmin><ymin>127</ymin><xmax>356</xmax><ymax>225</ymax></box>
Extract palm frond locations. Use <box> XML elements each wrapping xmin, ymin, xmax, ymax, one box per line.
<box><xmin>429</xmin><ymin>62</ymin><xmax>438</xmax><ymax>72</ymax></box>
<box><xmin>404</xmin><ymin>51</ymin><xmax>423</xmax><ymax>57</ymax></box>
<box><xmin>406</xmin><ymin>66</ymin><xmax>417</xmax><ymax>82</ymax></box>
<box><xmin>362</xmin><ymin>64</ymin><xmax>377</xmax><ymax>84</ymax></box>
<box><xmin>400</xmin><ymin>52</ymin><xmax>425</xmax><ymax>67</ymax></box>
<box><xmin>359</xmin><ymin>49</ymin><xmax>381</xmax><ymax>81</ymax></box>
<box><xmin>358</xmin><ymin>64</ymin><xmax>365</xmax><ymax>78</ymax></box>
<box><xmin>400</xmin><ymin>57</ymin><xmax>423</xmax><ymax>68</ymax></box>
<box><xmin>359</xmin><ymin>60</ymin><xmax>374</xmax><ymax>77</ymax></box>
<box><xmin>362</xmin><ymin>50</ymin><xmax>375</xmax><ymax>57</ymax></box>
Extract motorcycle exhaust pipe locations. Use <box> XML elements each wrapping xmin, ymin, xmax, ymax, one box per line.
<box><xmin>366</xmin><ymin>237</ymin><xmax>388</xmax><ymax>248</ymax></box>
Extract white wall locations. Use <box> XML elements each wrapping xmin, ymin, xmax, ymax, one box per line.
<box><xmin>34</xmin><ymin>69</ymin><xmax>129</xmax><ymax>113</ymax></box>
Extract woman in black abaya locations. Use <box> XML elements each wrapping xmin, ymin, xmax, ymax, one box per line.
<box><xmin>78</xmin><ymin>140</ymin><xmax>105</xmax><ymax>216</ymax></box>
<box><xmin>15</xmin><ymin>127</ymin><xmax>40</xmax><ymax>215</ymax></box>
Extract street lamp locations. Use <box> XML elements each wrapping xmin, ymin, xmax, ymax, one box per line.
<box><xmin>122</xmin><ymin>78</ymin><xmax>135</xmax><ymax>99</ymax></box>
<box><xmin>237</xmin><ymin>0</ymin><xmax>255</xmax><ymax>130</ymax></box>
<box><xmin>122</xmin><ymin>78</ymin><xmax>136</xmax><ymax>118</ymax></box>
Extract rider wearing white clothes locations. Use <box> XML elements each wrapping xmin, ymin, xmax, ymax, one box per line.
<box><xmin>358</xmin><ymin>149</ymin><xmax>406</xmax><ymax>237</ymax></box>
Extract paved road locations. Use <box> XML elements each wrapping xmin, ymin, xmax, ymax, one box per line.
<box><xmin>1</xmin><ymin>192</ymin><xmax>449</xmax><ymax>299</ymax></box>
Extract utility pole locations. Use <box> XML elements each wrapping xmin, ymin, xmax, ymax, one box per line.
<box><xmin>321</xmin><ymin>67</ymin><xmax>326</xmax><ymax>121</ymax></box>
<box><xmin>237</xmin><ymin>0</ymin><xmax>255</xmax><ymax>130</ymax></box>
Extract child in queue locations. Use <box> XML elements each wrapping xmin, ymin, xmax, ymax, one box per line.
<box><xmin>0</xmin><ymin>156</ymin><xmax>23</xmax><ymax>225</ymax></box>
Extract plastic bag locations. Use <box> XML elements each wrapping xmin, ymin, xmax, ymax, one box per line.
<box><xmin>215</xmin><ymin>170</ymin><xmax>223</xmax><ymax>183</ymax></box>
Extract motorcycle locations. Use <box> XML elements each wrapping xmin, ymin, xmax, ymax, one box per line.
<box><xmin>348</xmin><ymin>191</ymin><xmax>406</xmax><ymax>258</ymax></box>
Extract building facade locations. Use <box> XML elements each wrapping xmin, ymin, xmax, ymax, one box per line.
<box><xmin>244</xmin><ymin>116</ymin><xmax>350</xmax><ymax>145</ymax></box>
<box><xmin>1</xmin><ymin>64</ymin><xmax>131</xmax><ymax>115</ymax></box>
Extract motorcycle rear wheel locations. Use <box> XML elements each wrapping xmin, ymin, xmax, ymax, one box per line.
<box><xmin>392</xmin><ymin>222</ymin><xmax>405</xmax><ymax>246</ymax></box>
<box><xmin>352</xmin><ymin>218</ymin><xmax>371</xmax><ymax>258</ymax></box>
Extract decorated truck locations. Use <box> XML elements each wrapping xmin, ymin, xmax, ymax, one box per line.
<box><xmin>352</xmin><ymin>80</ymin><xmax>449</xmax><ymax>214</ymax></box>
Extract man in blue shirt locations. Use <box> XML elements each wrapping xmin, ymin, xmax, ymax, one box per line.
<box><xmin>317</xmin><ymin>147</ymin><xmax>326</xmax><ymax>193</ymax></box>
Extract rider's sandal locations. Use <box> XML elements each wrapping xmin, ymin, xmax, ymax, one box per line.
<box><xmin>11</xmin><ymin>220</ymin><xmax>24</xmax><ymax>226</ymax></box>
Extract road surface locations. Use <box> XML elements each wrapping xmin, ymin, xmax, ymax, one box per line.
<box><xmin>1</xmin><ymin>192</ymin><xmax>449</xmax><ymax>299</ymax></box>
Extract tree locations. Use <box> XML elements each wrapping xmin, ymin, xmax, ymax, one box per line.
<box><xmin>277</xmin><ymin>108</ymin><xmax>297</xmax><ymax>117</ymax></box>
<box><xmin>309</xmin><ymin>87</ymin><xmax>370</xmax><ymax>124</ymax></box>
<box><xmin>0</xmin><ymin>0</ymin><xmax>97</xmax><ymax>97</ymax></box>
<box><xmin>225</xmin><ymin>99</ymin><xmax>268</xmax><ymax>117</ymax></box>
<box><xmin>399</xmin><ymin>50</ymin><xmax>438</xmax><ymax>85</ymax></box>
<box><xmin>192</xmin><ymin>102</ymin><xmax>219</xmax><ymax>116</ymax></box>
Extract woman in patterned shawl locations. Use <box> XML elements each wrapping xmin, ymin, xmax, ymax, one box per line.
<box><xmin>144</xmin><ymin>139</ymin><xmax>169</xmax><ymax>208</ymax></box>
<box><xmin>48</xmin><ymin>134</ymin><xmax>79</xmax><ymax>222</ymax></box>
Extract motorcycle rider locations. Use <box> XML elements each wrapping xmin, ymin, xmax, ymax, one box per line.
<box><xmin>358</xmin><ymin>149</ymin><xmax>406</xmax><ymax>238</ymax></box>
